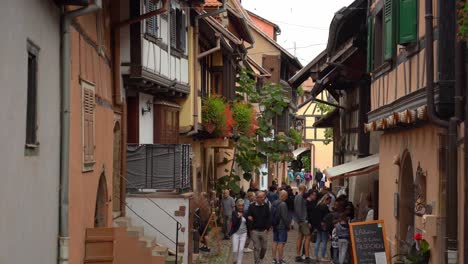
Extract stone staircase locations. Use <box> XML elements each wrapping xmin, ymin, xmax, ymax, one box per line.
<box><xmin>113</xmin><ymin>217</ymin><xmax>183</xmax><ymax>264</ymax></box>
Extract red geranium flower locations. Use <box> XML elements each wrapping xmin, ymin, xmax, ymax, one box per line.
<box><xmin>413</xmin><ymin>233</ymin><xmax>423</xmax><ymax>241</ymax></box>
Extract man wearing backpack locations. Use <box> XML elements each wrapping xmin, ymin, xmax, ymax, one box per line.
<box><xmin>271</xmin><ymin>190</ymin><xmax>291</xmax><ymax>264</ymax></box>
<box><xmin>247</xmin><ymin>191</ymin><xmax>271</xmax><ymax>264</ymax></box>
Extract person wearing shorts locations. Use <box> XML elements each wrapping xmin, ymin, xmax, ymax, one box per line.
<box><xmin>294</xmin><ymin>185</ymin><xmax>312</xmax><ymax>263</ymax></box>
<box><xmin>271</xmin><ymin>190</ymin><xmax>291</xmax><ymax>264</ymax></box>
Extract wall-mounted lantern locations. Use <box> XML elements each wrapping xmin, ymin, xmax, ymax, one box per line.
<box><xmin>141</xmin><ymin>100</ymin><xmax>152</xmax><ymax>115</ymax></box>
<box><xmin>414</xmin><ymin>162</ymin><xmax>430</xmax><ymax>216</ymax></box>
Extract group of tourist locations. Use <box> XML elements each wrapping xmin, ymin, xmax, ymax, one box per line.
<box><xmin>212</xmin><ymin>180</ymin><xmax>357</xmax><ymax>264</ymax></box>
<box><xmin>288</xmin><ymin>168</ymin><xmax>326</xmax><ymax>189</ymax></box>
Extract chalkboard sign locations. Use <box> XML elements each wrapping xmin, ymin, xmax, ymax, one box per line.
<box><xmin>350</xmin><ymin>220</ymin><xmax>390</xmax><ymax>264</ymax></box>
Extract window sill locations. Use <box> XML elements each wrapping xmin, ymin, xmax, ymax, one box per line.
<box><xmin>371</xmin><ymin>60</ymin><xmax>393</xmax><ymax>80</ymax></box>
<box><xmin>24</xmin><ymin>143</ymin><xmax>40</xmax><ymax>156</ymax></box>
<box><xmin>170</xmin><ymin>48</ymin><xmax>187</xmax><ymax>59</ymax></box>
<box><xmin>144</xmin><ymin>34</ymin><xmax>168</xmax><ymax>51</ymax></box>
<box><xmin>398</xmin><ymin>41</ymin><xmax>419</xmax><ymax>58</ymax></box>
<box><xmin>83</xmin><ymin>161</ymin><xmax>96</xmax><ymax>173</ymax></box>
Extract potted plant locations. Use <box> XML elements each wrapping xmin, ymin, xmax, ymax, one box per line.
<box><xmin>398</xmin><ymin>233</ymin><xmax>430</xmax><ymax>264</ymax></box>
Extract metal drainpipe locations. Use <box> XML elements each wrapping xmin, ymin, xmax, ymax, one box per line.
<box><xmin>188</xmin><ymin>0</ymin><xmax>228</xmax><ymax>136</ymax></box>
<box><xmin>454</xmin><ymin>26</ymin><xmax>466</xmax><ymax>264</ymax></box>
<box><xmin>59</xmin><ymin>3</ymin><xmax>101</xmax><ymax>264</ymax></box>
<box><xmin>426</xmin><ymin>0</ymin><xmax>460</xmax><ymax>262</ymax></box>
<box><xmin>464</xmin><ymin>41</ymin><xmax>468</xmax><ymax>263</ymax></box>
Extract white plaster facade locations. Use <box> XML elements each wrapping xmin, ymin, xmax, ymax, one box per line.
<box><xmin>0</xmin><ymin>0</ymin><xmax>60</xmax><ymax>263</ymax></box>
<box><xmin>139</xmin><ymin>93</ymin><xmax>154</xmax><ymax>144</ymax></box>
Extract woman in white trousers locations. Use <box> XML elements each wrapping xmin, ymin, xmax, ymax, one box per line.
<box><xmin>231</xmin><ymin>199</ymin><xmax>248</xmax><ymax>264</ymax></box>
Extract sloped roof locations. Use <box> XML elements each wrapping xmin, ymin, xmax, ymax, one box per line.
<box><xmin>204</xmin><ymin>0</ymin><xmax>222</xmax><ymax>7</ymax></box>
<box><xmin>246</xmin><ymin>10</ymin><xmax>281</xmax><ymax>34</ymax></box>
<box><xmin>288</xmin><ymin>50</ymin><xmax>327</xmax><ymax>88</ymax></box>
<box><xmin>227</xmin><ymin>0</ymin><xmax>302</xmax><ymax>69</ymax></box>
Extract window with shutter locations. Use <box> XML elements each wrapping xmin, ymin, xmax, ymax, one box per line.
<box><xmin>398</xmin><ymin>0</ymin><xmax>417</xmax><ymax>44</ymax></box>
<box><xmin>367</xmin><ymin>16</ymin><xmax>374</xmax><ymax>72</ymax></box>
<box><xmin>383</xmin><ymin>0</ymin><xmax>395</xmax><ymax>60</ymax></box>
<box><xmin>26</xmin><ymin>40</ymin><xmax>39</xmax><ymax>150</ymax></box>
<box><xmin>145</xmin><ymin>0</ymin><xmax>158</xmax><ymax>37</ymax></box>
<box><xmin>178</xmin><ymin>10</ymin><xmax>187</xmax><ymax>52</ymax></box>
<box><xmin>170</xmin><ymin>7</ymin><xmax>177</xmax><ymax>49</ymax></box>
<box><xmin>82</xmin><ymin>80</ymin><xmax>96</xmax><ymax>171</ymax></box>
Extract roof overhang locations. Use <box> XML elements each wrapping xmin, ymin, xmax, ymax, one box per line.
<box><xmin>227</xmin><ymin>7</ymin><xmax>255</xmax><ymax>44</ymax></box>
<box><xmin>245</xmin><ymin>56</ymin><xmax>271</xmax><ymax>77</ymax></box>
<box><xmin>288</xmin><ymin>50</ymin><xmax>328</xmax><ymax>88</ymax></box>
<box><xmin>324</xmin><ymin>154</ymin><xmax>379</xmax><ymax>180</ymax></box>
<box><xmin>326</xmin><ymin>0</ymin><xmax>366</xmax><ymax>56</ymax></box>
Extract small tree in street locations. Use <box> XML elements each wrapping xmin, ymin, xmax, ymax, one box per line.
<box><xmin>215</xmin><ymin>69</ymin><xmax>302</xmax><ymax>193</ymax></box>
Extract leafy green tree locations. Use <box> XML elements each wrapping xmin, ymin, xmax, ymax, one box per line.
<box><xmin>216</xmin><ymin>69</ymin><xmax>302</xmax><ymax>193</ymax></box>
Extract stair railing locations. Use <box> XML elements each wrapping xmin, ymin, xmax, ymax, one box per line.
<box><xmin>118</xmin><ymin>174</ymin><xmax>183</xmax><ymax>264</ymax></box>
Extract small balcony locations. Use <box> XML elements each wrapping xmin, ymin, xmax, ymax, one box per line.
<box><xmin>126</xmin><ymin>144</ymin><xmax>191</xmax><ymax>193</ymax></box>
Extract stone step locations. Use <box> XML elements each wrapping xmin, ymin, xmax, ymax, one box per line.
<box><xmin>114</xmin><ymin>216</ymin><xmax>131</xmax><ymax>227</ymax></box>
<box><xmin>126</xmin><ymin>226</ymin><xmax>144</xmax><ymax>237</ymax></box>
<box><xmin>152</xmin><ymin>245</ymin><xmax>169</xmax><ymax>256</ymax></box>
<box><xmin>138</xmin><ymin>235</ymin><xmax>156</xmax><ymax>248</ymax></box>
<box><xmin>83</xmin><ymin>256</ymin><xmax>113</xmax><ymax>263</ymax></box>
<box><xmin>112</xmin><ymin>211</ymin><xmax>121</xmax><ymax>219</ymax></box>
<box><xmin>165</xmin><ymin>255</ymin><xmax>183</xmax><ymax>264</ymax></box>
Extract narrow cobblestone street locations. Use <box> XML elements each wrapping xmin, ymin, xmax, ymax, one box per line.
<box><xmin>199</xmin><ymin>228</ymin><xmax>332</xmax><ymax>264</ymax></box>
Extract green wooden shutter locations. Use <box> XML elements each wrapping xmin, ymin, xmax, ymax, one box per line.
<box><xmin>384</xmin><ymin>0</ymin><xmax>395</xmax><ymax>60</ymax></box>
<box><xmin>367</xmin><ymin>16</ymin><xmax>374</xmax><ymax>72</ymax></box>
<box><xmin>398</xmin><ymin>0</ymin><xmax>417</xmax><ymax>44</ymax></box>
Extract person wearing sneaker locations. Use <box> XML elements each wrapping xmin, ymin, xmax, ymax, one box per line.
<box><xmin>294</xmin><ymin>185</ymin><xmax>312</xmax><ymax>263</ymax></box>
<box><xmin>271</xmin><ymin>190</ymin><xmax>291</xmax><ymax>264</ymax></box>
<box><xmin>230</xmin><ymin>199</ymin><xmax>248</xmax><ymax>264</ymax></box>
<box><xmin>247</xmin><ymin>191</ymin><xmax>271</xmax><ymax>264</ymax></box>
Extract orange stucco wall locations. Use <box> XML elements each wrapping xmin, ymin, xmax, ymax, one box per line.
<box><xmin>69</xmin><ymin>21</ymin><xmax>116</xmax><ymax>264</ymax></box>
<box><xmin>378</xmin><ymin>124</ymin><xmax>445</xmax><ymax>263</ymax></box>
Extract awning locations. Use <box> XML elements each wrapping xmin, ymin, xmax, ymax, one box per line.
<box><xmin>324</xmin><ymin>154</ymin><xmax>379</xmax><ymax>180</ymax></box>
<box><xmin>292</xmin><ymin>147</ymin><xmax>310</xmax><ymax>159</ymax></box>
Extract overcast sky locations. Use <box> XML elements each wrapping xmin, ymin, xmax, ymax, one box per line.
<box><xmin>241</xmin><ymin>0</ymin><xmax>355</xmax><ymax>65</ymax></box>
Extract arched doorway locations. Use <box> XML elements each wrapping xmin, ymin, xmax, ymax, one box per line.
<box><xmin>112</xmin><ymin>122</ymin><xmax>122</xmax><ymax>214</ymax></box>
<box><xmin>94</xmin><ymin>173</ymin><xmax>109</xmax><ymax>227</ymax></box>
<box><xmin>398</xmin><ymin>151</ymin><xmax>415</xmax><ymax>252</ymax></box>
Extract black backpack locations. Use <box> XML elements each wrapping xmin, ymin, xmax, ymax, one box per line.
<box><xmin>271</xmin><ymin>202</ymin><xmax>281</xmax><ymax>226</ymax></box>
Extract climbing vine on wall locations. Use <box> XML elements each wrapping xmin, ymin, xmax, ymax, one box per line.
<box><xmin>316</xmin><ymin>102</ymin><xmax>334</xmax><ymax>145</ymax></box>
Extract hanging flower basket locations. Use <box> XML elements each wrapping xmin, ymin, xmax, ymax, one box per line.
<box><xmin>202</xmin><ymin>95</ymin><xmax>232</xmax><ymax>137</ymax></box>
<box><xmin>232</xmin><ymin>102</ymin><xmax>257</xmax><ymax>136</ymax></box>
